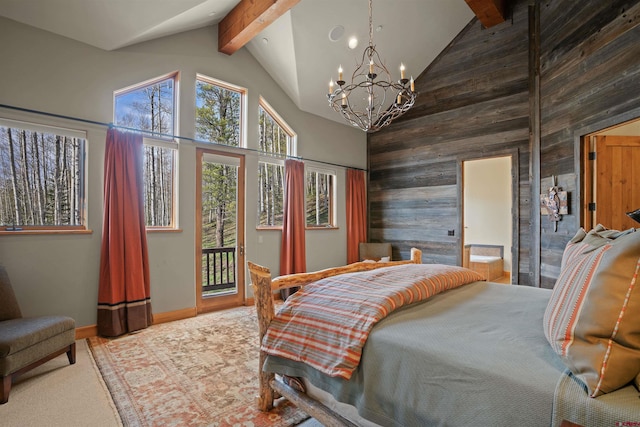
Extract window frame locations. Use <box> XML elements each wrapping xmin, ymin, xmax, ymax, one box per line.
<box><xmin>256</xmin><ymin>97</ymin><xmax>296</xmax><ymax>229</ymax></box>
<box><xmin>0</xmin><ymin>118</ymin><xmax>88</xmax><ymax>234</ymax></box>
<box><xmin>305</xmin><ymin>165</ymin><xmax>337</xmax><ymax>229</ymax></box>
<box><xmin>113</xmin><ymin>72</ymin><xmax>180</xmax><ymax>230</ymax></box>
<box><xmin>195</xmin><ymin>74</ymin><xmax>247</xmax><ymax>148</ymax></box>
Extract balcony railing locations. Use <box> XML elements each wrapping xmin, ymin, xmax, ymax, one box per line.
<box><xmin>202</xmin><ymin>247</ymin><xmax>236</xmax><ymax>294</ymax></box>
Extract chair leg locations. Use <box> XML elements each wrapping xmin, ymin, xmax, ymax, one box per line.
<box><xmin>1</xmin><ymin>375</ymin><xmax>10</xmax><ymax>404</ymax></box>
<box><xmin>66</xmin><ymin>342</ymin><xmax>76</xmax><ymax>365</ymax></box>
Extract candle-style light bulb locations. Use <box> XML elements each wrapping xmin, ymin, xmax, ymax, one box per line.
<box><xmin>410</xmin><ymin>76</ymin><xmax>415</xmax><ymax>92</ymax></box>
<box><xmin>342</xmin><ymin>92</ymin><xmax>347</xmax><ymax>106</ymax></box>
<box><xmin>400</xmin><ymin>63</ymin><xmax>406</xmax><ymax>80</ymax></box>
<box><xmin>338</xmin><ymin>65</ymin><xmax>343</xmax><ymax>81</ymax></box>
<box><xmin>329</xmin><ymin>79</ymin><xmax>334</xmax><ymax>94</ymax></box>
<box><xmin>369</xmin><ymin>60</ymin><xmax>374</xmax><ymax>74</ymax></box>
<box><xmin>397</xmin><ymin>93</ymin><xmax>402</xmax><ymax>104</ymax></box>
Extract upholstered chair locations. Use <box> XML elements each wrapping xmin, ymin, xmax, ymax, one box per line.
<box><xmin>0</xmin><ymin>266</ymin><xmax>76</xmax><ymax>404</ymax></box>
<box><xmin>359</xmin><ymin>242</ymin><xmax>393</xmax><ymax>262</ymax></box>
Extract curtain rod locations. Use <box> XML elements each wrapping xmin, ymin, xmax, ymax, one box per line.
<box><xmin>0</xmin><ymin>103</ymin><xmax>367</xmax><ymax>172</ymax></box>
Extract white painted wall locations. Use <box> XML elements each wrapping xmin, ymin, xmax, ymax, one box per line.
<box><xmin>463</xmin><ymin>157</ymin><xmax>512</xmax><ymax>272</ymax></box>
<box><xmin>0</xmin><ymin>18</ymin><xmax>366</xmax><ymax>327</ymax></box>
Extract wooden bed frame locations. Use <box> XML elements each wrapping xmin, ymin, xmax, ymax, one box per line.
<box><xmin>248</xmin><ymin>248</ymin><xmax>422</xmax><ymax>425</ymax></box>
<box><xmin>247</xmin><ymin>248</ymin><xmax>580</xmax><ymax>427</ymax></box>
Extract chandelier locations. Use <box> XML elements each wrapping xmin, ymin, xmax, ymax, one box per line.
<box><xmin>327</xmin><ymin>0</ymin><xmax>417</xmax><ymax>133</ymax></box>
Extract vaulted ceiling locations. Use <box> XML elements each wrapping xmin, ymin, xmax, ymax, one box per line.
<box><xmin>0</xmin><ymin>0</ymin><xmax>505</xmax><ymax>125</ymax></box>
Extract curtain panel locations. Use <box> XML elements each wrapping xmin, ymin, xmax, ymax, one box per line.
<box><xmin>97</xmin><ymin>128</ymin><xmax>152</xmax><ymax>337</ymax></box>
<box><xmin>346</xmin><ymin>168</ymin><xmax>367</xmax><ymax>264</ymax></box>
<box><xmin>280</xmin><ymin>159</ymin><xmax>306</xmax><ymax>299</ymax></box>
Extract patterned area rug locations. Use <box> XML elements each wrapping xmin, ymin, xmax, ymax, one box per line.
<box><xmin>88</xmin><ymin>305</ymin><xmax>309</xmax><ymax>427</ymax></box>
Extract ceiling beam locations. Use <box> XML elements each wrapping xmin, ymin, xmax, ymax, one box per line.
<box><xmin>464</xmin><ymin>0</ymin><xmax>506</xmax><ymax>28</ymax></box>
<box><xmin>218</xmin><ymin>0</ymin><xmax>300</xmax><ymax>55</ymax></box>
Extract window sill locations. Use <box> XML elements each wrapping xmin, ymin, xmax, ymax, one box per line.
<box><xmin>255</xmin><ymin>226</ymin><xmax>339</xmax><ymax>231</ymax></box>
<box><xmin>147</xmin><ymin>228</ymin><xmax>183</xmax><ymax>233</ymax></box>
<box><xmin>256</xmin><ymin>226</ymin><xmax>283</xmax><ymax>231</ymax></box>
<box><xmin>0</xmin><ymin>229</ymin><xmax>93</xmax><ymax>236</ymax></box>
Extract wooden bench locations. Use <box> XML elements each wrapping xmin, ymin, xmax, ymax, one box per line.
<box><xmin>463</xmin><ymin>244</ymin><xmax>504</xmax><ymax>281</ymax></box>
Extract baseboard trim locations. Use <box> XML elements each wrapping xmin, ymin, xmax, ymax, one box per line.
<box><xmin>153</xmin><ymin>307</ymin><xmax>197</xmax><ymax>325</ymax></box>
<box><xmin>75</xmin><ymin>325</ymin><xmax>97</xmax><ymax>340</ymax></box>
<box><xmin>75</xmin><ymin>307</ymin><xmax>198</xmax><ymax>339</ymax></box>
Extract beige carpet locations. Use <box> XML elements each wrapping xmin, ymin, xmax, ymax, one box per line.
<box><xmin>0</xmin><ymin>339</ymin><xmax>122</xmax><ymax>426</ymax></box>
<box><xmin>88</xmin><ymin>305</ymin><xmax>310</xmax><ymax>426</ymax></box>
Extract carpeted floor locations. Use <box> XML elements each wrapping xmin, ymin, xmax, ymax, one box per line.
<box><xmin>0</xmin><ymin>339</ymin><xmax>122</xmax><ymax>426</ymax></box>
<box><xmin>88</xmin><ymin>305</ymin><xmax>310</xmax><ymax>427</ymax></box>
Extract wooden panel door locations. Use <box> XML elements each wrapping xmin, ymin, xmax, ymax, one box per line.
<box><xmin>594</xmin><ymin>136</ymin><xmax>640</xmax><ymax>230</ymax></box>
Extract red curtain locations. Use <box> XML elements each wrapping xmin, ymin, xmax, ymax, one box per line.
<box><xmin>346</xmin><ymin>168</ymin><xmax>367</xmax><ymax>264</ymax></box>
<box><xmin>280</xmin><ymin>159</ymin><xmax>306</xmax><ymax>299</ymax></box>
<box><xmin>97</xmin><ymin>128</ymin><xmax>152</xmax><ymax>337</ymax></box>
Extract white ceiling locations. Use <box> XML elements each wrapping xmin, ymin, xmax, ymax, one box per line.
<box><xmin>0</xmin><ymin>0</ymin><xmax>475</xmax><ymax>126</ymax></box>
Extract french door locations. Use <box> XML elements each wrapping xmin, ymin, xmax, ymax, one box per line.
<box><xmin>196</xmin><ymin>149</ymin><xmax>245</xmax><ymax>313</ymax></box>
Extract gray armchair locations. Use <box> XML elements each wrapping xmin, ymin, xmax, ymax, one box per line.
<box><xmin>0</xmin><ymin>266</ymin><xmax>76</xmax><ymax>404</ymax></box>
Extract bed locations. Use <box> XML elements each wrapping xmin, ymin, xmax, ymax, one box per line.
<box><xmin>248</xmin><ymin>226</ymin><xmax>640</xmax><ymax>427</ymax></box>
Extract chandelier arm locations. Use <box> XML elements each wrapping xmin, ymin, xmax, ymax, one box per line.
<box><xmin>326</xmin><ymin>0</ymin><xmax>417</xmax><ymax>132</ymax></box>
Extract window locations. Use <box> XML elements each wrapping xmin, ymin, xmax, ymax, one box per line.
<box><xmin>257</xmin><ymin>98</ymin><xmax>295</xmax><ymax>227</ymax></box>
<box><xmin>114</xmin><ymin>73</ymin><xmax>178</xmax><ymax>228</ymax></box>
<box><xmin>0</xmin><ymin>119</ymin><xmax>86</xmax><ymax>230</ymax></box>
<box><xmin>195</xmin><ymin>75</ymin><xmax>244</xmax><ymax>147</ymax></box>
<box><xmin>306</xmin><ymin>167</ymin><xmax>335</xmax><ymax>227</ymax></box>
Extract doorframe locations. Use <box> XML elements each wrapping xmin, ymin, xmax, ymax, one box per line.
<box><xmin>196</xmin><ymin>147</ymin><xmax>246</xmax><ymax>313</ymax></box>
<box><xmin>573</xmin><ymin>106</ymin><xmax>640</xmax><ymax>229</ymax></box>
<box><xmin>457</xmin><ymin>148</ymin><xmax>519</xmax><ymax>284</ymax></box>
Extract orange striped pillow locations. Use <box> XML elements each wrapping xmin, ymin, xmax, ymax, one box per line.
<box><xmin>543</xmin><ymin>226</ymin><xmax>640</xmax><ymax>397</ymax></box>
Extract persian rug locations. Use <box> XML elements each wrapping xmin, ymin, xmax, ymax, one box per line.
<box><xmin>88</xmin><ymin>305</ymin><xmax>309</xmax><ymax>427</ymax></box>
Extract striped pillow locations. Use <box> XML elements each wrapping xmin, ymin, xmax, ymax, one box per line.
<box><xmin>543</xmin><ymin>225</ymin><xmax>640</xmax><ymax>397</ymax></box>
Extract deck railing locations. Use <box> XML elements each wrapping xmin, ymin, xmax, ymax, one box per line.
<box><xmin>202</xmin><ymin>247</ymin><xmax>236</xmax><ymax>293</ymax></box>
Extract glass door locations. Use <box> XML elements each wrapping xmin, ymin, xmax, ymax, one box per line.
<box><xmin>196</xmin><ymin>149</ymin><xmax>245</xmax><ymax>313</ymax></box>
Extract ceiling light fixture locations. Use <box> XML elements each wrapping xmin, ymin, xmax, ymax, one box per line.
<box><xmin>327</xmin><ymin>0</ymin><xmax>416</xmax><ymax>132</ymax></box>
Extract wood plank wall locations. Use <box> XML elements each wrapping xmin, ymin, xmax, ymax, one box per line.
<box><xmin>367</xmin><ymin>0</ymin><xmax>640</xmax><ymax>288</ymax></box>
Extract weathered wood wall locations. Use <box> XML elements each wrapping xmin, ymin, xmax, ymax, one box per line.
<box><xmin>538</xmin><ymin>0</ymin><xmax>640</xmax><ymax>287</ymax></box>
<box><xmin>368</xmin><ymin>0</ymin><xmax>640</xmax><ymax>287</ymax></box>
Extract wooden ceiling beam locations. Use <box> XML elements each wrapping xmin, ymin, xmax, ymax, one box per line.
<box><xmin>218</xmin><ymin>0</ymin><xmax>300</xmax><ymax>55</ymax></box>
<box><xmin>464</xmin><ymin>0</ymin><xmax>506</xmax><ymax>28</ymax></box>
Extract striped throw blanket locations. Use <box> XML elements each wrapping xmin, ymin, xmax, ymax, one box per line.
<box><xmin>261</xmin><ymin>263</ymin><xmax>483</xmax><ymax>379</ymax></box>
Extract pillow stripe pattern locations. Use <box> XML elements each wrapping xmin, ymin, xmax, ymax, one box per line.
<box><xmin>543</xmin><ymin>226</ymin><xmax>640</xmax><ymax>397</ymax></box>
<box><xmin>544</xmin><ymin>241</ymin><xmax>610</xmax><ymax>355</ymax></box>
<box><xmin>594</xmin><ymin>259</ymin><xmax>639</xmax><ymax>394</ymax></box>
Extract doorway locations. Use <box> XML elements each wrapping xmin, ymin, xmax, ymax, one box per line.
<box><xmin>460</xmin><ymin>153</ymin><xmax>519</xmax><ymax>284</ymax></box>
<box><xmin>196</xmin><ymin>149</ymin><xmax>245</xmax><ymax>313</ymax></box>
<box><xmin>582</xmin><ymin>119</ymin><xmax>640</xmax><ymax>230</ymax></box>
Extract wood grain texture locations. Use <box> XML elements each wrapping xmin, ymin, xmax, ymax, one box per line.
<box><xmin>218</xmin><ymin>0</ymin><xmax>300</xmax><ymax>55</ymax></box>
<box><xmin>368</xmin><ymin>0</ymin><xmax>640</xmax><ymax>288</ymax></box>
<box><xmin>464</xmin><ymin>0</ymin><xmax>506</xmax><ymax>28</ymax></box>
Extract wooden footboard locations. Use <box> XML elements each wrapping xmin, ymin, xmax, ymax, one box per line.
<box><xmin>247</xmin><ymin>248</ymin><xmax>422</xmax><ymax>416</ymax></box>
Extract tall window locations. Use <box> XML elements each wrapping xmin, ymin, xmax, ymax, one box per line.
<box><xmin>195</xmin><ymin>75</ymin><xmax>244</xmax><ymax>147</ymax></box>
<box><xmin>114</xmin><ymin>73</ymin><xmax>178</xmax><ymax>228</ymax></box>
<box><xmin>0</xmin><ymin>119</ymin><xmax>86</xmax><ymax>230</ymax></box>
<box><xmin>306</xmin><ymin>167</ymin><xmax>335</xmax><ymax>227</ymax></box>
<box><xmin>257</xmin><ymin>98</ymin><xmax>295</xmax><ymax>227</ymax></box>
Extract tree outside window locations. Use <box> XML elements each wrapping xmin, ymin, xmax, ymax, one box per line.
<box><xmin>195</xmin><ymin>76</ymin><xmax>244</xmax><ymax>250</ymax></box>
<box><xmin>306</xmin><ymin>168</ymin><xmax>335</xmax><ymax>227</ymax></box>
<box><xmin>0</xmin><ymin>120</ymin><xmax>86</xmax><ymax>230</ymax></box>
<box><xmin>257</xmin><ymin>101</ymin><xmax>295</xmax><ymax>227</ymax></box>
<box><xmin>114</xmin><ymin>74</ymin><xmax>177</xmax><ymax>228</ymax></box>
